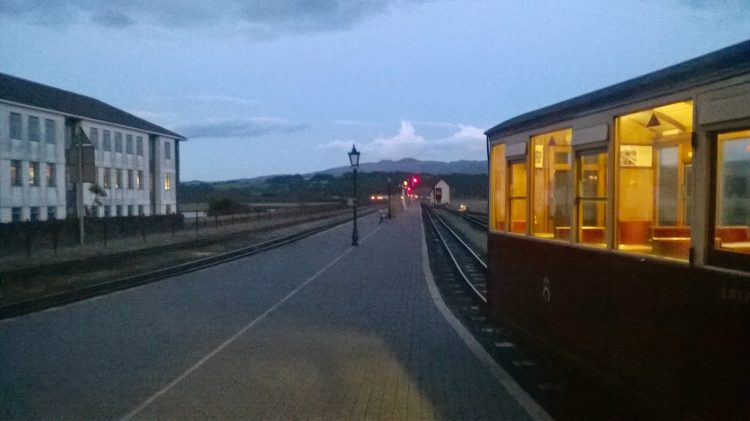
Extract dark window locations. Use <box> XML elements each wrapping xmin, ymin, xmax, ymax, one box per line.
<box><xmin>10</xmin><ymin>160</ymin><xmax>22</xmax><ymax>186</ymax></box>
<box><xmin>126</xmin><ymin>134</ymin><xmax>133</xmax><ymax>154</ymax></box>
<box><xmin>90</xmin><ymin>127</ymin><xmax>99</xmax><ymax>149</ymax></box>
<box><xmin>136</xmin><ymin>136</ymin><xmax>144</xmax><ymax>156</ymax></box>
<box><xmin>115</xmin><ymin>132</ymin><xmax>123</xmax><ymax>152</ymax></box>
<box><xmin>103</xmin><ymin>130</ymin><xmax>112</xmax><ymax>151</ymax></box>
<box><xmin>28</xmin><ymin>116</ymin><xmax>40</xmax><ymax>142</ymax></box>
<box><xmin>46</xmin><ymin>163</ymin><xmax>56</xmax><ymax>187</ymax></box>
<box><xmin>45</xmin><ymin>119</ymin><xmax>55</xmax><ymax>144</ymax></box>
<box><xmin>10</xmin><ymin>112</ymin><xmax>22</xmax><ymax>139</ymax></box>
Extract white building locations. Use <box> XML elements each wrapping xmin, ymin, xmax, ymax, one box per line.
<box><xmin>431</xmin><ymin>179</ymin><xmax>450</xmax><ymax>205</ymax></box>
<box><xmin>0</xmin><ymin>72</ymin><xmax>185</xmax><ymax>223</ymax></box>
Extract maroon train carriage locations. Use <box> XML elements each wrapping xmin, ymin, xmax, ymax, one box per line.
<box><xmin>485</xmin><ymin>40</ymin><xmax>750</xmax><ymax>419</ymax></box>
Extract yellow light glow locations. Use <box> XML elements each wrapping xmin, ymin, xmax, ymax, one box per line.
<box><xmin>662</xmin><ymin>129</ymin><xmax>681</xmax><ymax>136</ymax></box>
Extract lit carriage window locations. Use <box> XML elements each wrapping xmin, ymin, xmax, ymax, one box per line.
<box><xmin>576</xmin><ymin>151</ymin><xmax>608</xmax><ymax>246</ymax></box>
<box><xmin>616</xmin><ymin>101</ymin><xmax>693</xmax><ymax>260</ymax></box>
<box><xmin>508</xmin><ymin>161</ymin><xmax>527</xmax><ymax>234</ymax></box>
<box><xmin>715</xmin><ymin>130</ymin><xmax>750</xmax><ymax>256</ymax></box>
<box><xmin>530</xmin><ymin>129</ymin><xmax>572</xmax><ymax>240</ymax></box>
<box><xmin>489</xmin><ymin>143</ymin><xmax>507</xmax><ymax>231</ymax></box>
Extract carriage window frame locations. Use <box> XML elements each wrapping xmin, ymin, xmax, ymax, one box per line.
<box><xmin>489</xmin><ymin>143</ymin><xmax>507</xmax><ymax>232</ymax></box>
<box><xmin>614</xmin><ymin>100</ymin><xmax>694</xmax><ymax>261</ymax></box>
<box><xmin>708</xmin><ymin>127</ymin><xmax>750</xmax><ymax>272</ymax></box>
<box><xmin>507</xmin><ymin>157</ymin><xmax>528</xmax><ymax>235</ymax></box>
<box><xmin>530</xmin><ymin>128</ymin><xmax>573</xmax><ymax>241</ymax></box>
<box><xmin>575</xmin><ymin>147</ymin><xmax>609</xmax><ymax>248</ymax></box>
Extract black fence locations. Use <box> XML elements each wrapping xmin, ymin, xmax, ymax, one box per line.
<box><xmin>0</xmin><ymin>203</ymin><xmax>347</xmax><ymax>259</ymax></box>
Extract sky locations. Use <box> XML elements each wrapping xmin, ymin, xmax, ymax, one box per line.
<box><xmin>1</xmin><ymin>0</ymin><xmax>749</xmax><ymax>181</ymax></box>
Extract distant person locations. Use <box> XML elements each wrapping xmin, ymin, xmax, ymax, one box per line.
<box><xmin>378</xmin><ymin>208</ymin><xmax>386</xmax><ymax>224</ymax></box>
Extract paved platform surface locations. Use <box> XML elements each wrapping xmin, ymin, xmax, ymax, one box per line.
<box><xmin>0</xmin><ymin>204</ymin><xmax>540</xmax><ymax>420</ymax></box>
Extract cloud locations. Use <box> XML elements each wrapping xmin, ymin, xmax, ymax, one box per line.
<box><xmin>321</xmin><ymin>120</ymin><xmax>486</xmax><ymax>162</ymax></box>
<box><xmin>176</xmin><ymin>118</ymin><xmax>310</xmax><ymax>139</ymax></box>
<box><xmin>1</xmin><ymin>0</ymin><xmax>435</xmax><ymax>36</ymax></box>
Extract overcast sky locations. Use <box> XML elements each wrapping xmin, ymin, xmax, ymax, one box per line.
<box><xmin>1</xmin><ymin>0</ymin><xmax>749</xmax><ymax>181</ymax></box>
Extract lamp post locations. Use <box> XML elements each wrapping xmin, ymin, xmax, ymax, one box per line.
<box><xmin>348</xmin><ymin>145</ymin><xmax>360</xmax><ymax>246</ymax></box>
<box><xmin>387</xmin><ymin>176</ymin><xmax>392</xmax><ymax>219</ymax></box>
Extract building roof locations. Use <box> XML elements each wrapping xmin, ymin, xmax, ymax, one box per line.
<box><xmin>485</xmin><ymin>39</ymin><xmax>750</xmax><ymax>139</ymax></box>
<box><xmin>0</xmin><ymin>72</ymin><xmax>185</xmax><ymax>140</ymax></box>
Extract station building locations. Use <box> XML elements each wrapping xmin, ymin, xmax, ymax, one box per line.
<box><xmin>0</xmin><ymin>72</ymin><xmax>185</xmax><ymax>223</ymax></box>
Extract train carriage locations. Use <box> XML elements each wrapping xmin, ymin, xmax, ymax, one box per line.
<box><xmin>485</xmin><ymin>40</ymin><xmax>750</xmax><ymax>418</ymax></box>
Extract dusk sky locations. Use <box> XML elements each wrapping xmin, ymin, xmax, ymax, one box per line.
<box><xmin>1</xmin><ymin>0</ymin><xmax>749</xmax><ymax>181</ymax></box>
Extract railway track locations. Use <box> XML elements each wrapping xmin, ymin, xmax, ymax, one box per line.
<box><xmin>0</xmin><ymin>209</ymin><xmax>379</xmax><ymax>320</ymax></box>
<box><xmin>423</xmin><ymin>204</ymin><xmax>487</xmax><ymax>302</ymax></box>
<box><xmin>443</xmin><ymin>208</ymin><xmax>488</xmax><ymax>230</ymax></box>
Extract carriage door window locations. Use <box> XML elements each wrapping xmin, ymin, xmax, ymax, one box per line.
<box><xmin>531</xmin><ymin>129</ymin><xmax>572</xmax><ymax>240</ymax></box>
<box><xmin>509</xmin><ymin>161</ymin><xmax>527</xmax><ymax>234</ymax></box>
<box><xmin>576</xmin><ymin>150</ymin><xmax>608</xmax><ymax>246</ymax></box>
<box><xmin>489</xmin><ymin>143</ymin><xmax>507</xmax><ymax>231</ymax></box>
<box><xmin>616</xmin><ymin>101</ymin><xmax>693</xmax><ymax>260</ymax></box>
<box><xmin>714</xmin><ymin>130</ymin><xmax>750</xmax><ymax>257</ymax></box>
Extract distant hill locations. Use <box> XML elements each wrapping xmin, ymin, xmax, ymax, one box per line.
<box><xmin>316</xmin><ymin>158</ymin><xmax>487</xmax><ymax>176</ymax></box>
<box><xmin>182</xmin><ymin>158</ymin><xmax>488</xmax><ymax>184</ymax></box>
<box><xmin>179</xmin><ymin>158</ymin><xmax>488</xmax><ymax>204</ymax></box>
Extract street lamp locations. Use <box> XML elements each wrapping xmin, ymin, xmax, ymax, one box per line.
<box><xmin>348</xmin><ymin>145</ymin><xmax>360</xmax><ymax>246</ymax></box>
<box><xmin>387</xmin><ymin>176</ymin><xmax>392</xmax><ymax>220</ymax></box>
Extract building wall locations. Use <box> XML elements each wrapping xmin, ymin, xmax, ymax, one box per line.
<box><xmin>0</xmin><ymin>102</ymin><xmax>67</xmax><ymax>222</ymax></box>
<box><xmin>78</xmin><ymin>120</ymin><xmax>152</xmax><ymax>217</ymax></box>
<box><xmin>151</xmin><ymin>135</ymin><xmax>177</xmax><ymax>214</ymax></box>
<box><xmin>0</xmin><ymin>100</ymin><xmax>182</xmax><ymax>223</ymax></box>
<box><xmin>434</xmin><ymin>180</ymin><xmax>450</xmax><ymax>204</ymax></box>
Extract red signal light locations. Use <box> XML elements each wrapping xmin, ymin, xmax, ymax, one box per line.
<box><xmin>412</xmin><ymin>176</ymin><xmax>418</xmax><ymax>185</ymax></box>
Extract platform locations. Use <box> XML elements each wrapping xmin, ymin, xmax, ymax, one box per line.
<box><xmin>0</xmin><ymin>205</ymin><xmax>546</xmax><ymax>420</ymax></box>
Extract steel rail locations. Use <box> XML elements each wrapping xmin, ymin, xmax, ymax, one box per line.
<box><xmin>432</xmin><ymin>210</ymin><xmax>487</xmax><ymax>270</ymax></box>
<box><xmin>423</xmin><ymin>205</ymin><xmax>487</xmax><ymax>303</ymax></box>
<box><xmin>0</xmin><ymin>209</ymin><xmax>378</xmax><ymax>320</ymax></box>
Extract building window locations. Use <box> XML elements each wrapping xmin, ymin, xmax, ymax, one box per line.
<box><xmin>616</xmin><ymin>100</ymin><xmax>694</xmax><ymax>260</ymax></box>
<box><xmin>11</xmin><ymin>207</ymin><xmax>22</xmax><ymax>222</ymax></box>
<box><xmin>103</xmin><ymin>168</ymin><xmax>112</xmax><ymax>189</ymax></box>
<box><xmin>11</xmin><ymin>160</ymin><xmax>22</xmax><ymax>186</ymax></box>
<box><xmin>164</xmin><ymin>141</ymin><xmax>171</xmax><ymax>160</ymax></box>
<box><xmin>509</xmin><ymin>161</ymin><xmax>527</xmax><ymax>234</ymax></box>
<box><xmin>115</xmin><ymin>132</ymin><xmax>123</xmax><ymax>153</ymax></box>
<box><xmin>116</xmin><ymin>206</ymin><xmax>122</xmax><ymax>217</ymax></box>
<box><xmin>115</xmin><ymin>169</ymin><xmax>123</xmax><ymax>189</ymax></box>
<box><xmin>28</xmin><ymin>116</ymin><xmax>40</xmax><ymax>142</ymax></box>
<box><xmin>45</xmin><ymin>163</ymin><xmax>56</xmax><ymax>187</ymax></box>
<box><xmin>104</xmin><ymin>205</ymin><xmax>111</xmax><ymax>217</ymax></box>
<box><xmin>164</xmin><ymin>173</ymin><xmax>172</xmax><ymax>191</ymax></box>
<box><xmin>45</xmin><ymin>119</ymin><xmax>56</xmax><ymax>144</ymax></box>
<box><xmin>714</xmin><ymin>129</ymin><xmax>750</xmax><ymax>257</ymax></box>
<box><xmin>127</xmin><ymin>169</ymin><xmax>134</xmax><ymax>189</ymax></box>
<box><xmin>576</xmin><ymin>151</ymin><xmax>609</xmax><ymax>246</ymax></box>
<box><xmin>138</xmin><ymin>204</ymin><xmax>144</xmax><ymax>216</ymax></box>
<box><xmin>10</xmin><ymin>112</ymin><xmax>22</xmax><ymax>139</ymax></box>
<box><xmin>126</xmin><ymin>134</ymin><xmax>133</xmax><ymax>154</ymax></box>
<box><xmin>30</xmin><ymin>207</ymin><xmax>39</xmax><ymax>221</ymax></box>
<box><xmin>28</xmin><ymin>162</ymin><xmax>39</xmax><ymax>186</ymax></box>
<box><xmin>90</xmin><ymin>127</ymin><xmax>99</xmax><ymax>149</ymax></box>
<box><xmin>489</xmin><ymin>143</ymin><xmax>507</xmax><ymax>231</ymax></box>
<box><xmin>530</xmin><ymin>129</ymin><xmax>573</xmax><ymax>240</ymax></box>
<box><xmin>103</xmin><ymin>130</ymin><xmax>112</xmax><ymax>151</ymax></box>
<box><xmin>166</xmin><ymin>204</ymin><xmax>172</xmax><ymax>214</ymax></box>
<box><xmin>47</xmin><ymin>207</ymin><xmax>56</xmax><ymax>221</ymax></box>
<box><xmin>137</xmin><ymin>170</ymin><xmax>144</xmax><ymax>190</ymax></box>
<box><xmin>136</xmin><ymin>136</ymin><xmax>144</xmax><ymax>156</ymax></box>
